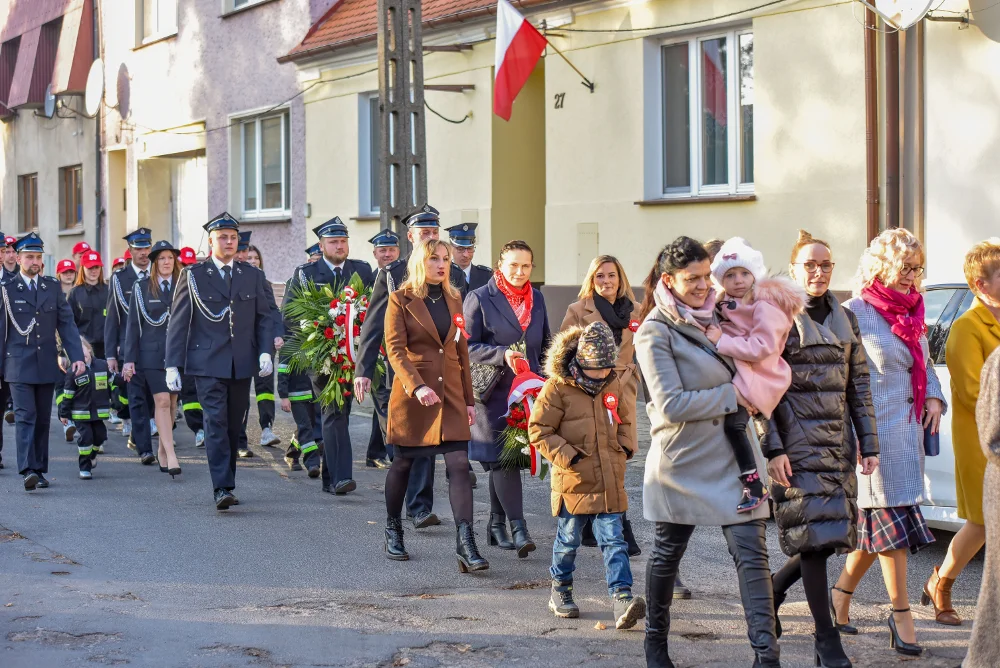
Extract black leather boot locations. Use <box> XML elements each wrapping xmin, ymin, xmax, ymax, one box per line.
<box><xmin>644</xmin><ymin>635</ymin><xmax>675</xmax><ymax>668</ymax></box>
<box><xmin>385</xmin><ymin>517</ymin><xmax>408</xmax><ymax>561</ymax></box>
<box><xmin>622</xmin><ymin>516</ymin><xmax>642</xmax><ymax>557</ymax></box>
<box><xmin>487</xmin><ymin>512</ymin><xmax>514</xmax><ymax>550</ymax></box>
<box><xmin>814</xmin><ymin>627</ymin><xmax>852</xmax><ymax>667</ymax></box>
<box><xmin>509</xmin><ymin>519</ymin><xmax>536</xmax><ymax>558</ymax></box>
<box><xmin>456</xmin><ymin>521</ymin><xmax>489</xmax><ymax>572</ymax></box>
<box><xmin>772</xmin><ymin>575</ymin><xmax>786</xmax><ymax>639</ymax></box>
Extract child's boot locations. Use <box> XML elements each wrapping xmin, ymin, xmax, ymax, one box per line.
<box><xmin>548</xmin><ymin>581</ymin><xmax>579</xmax><ymax>618</ymax></box>
<box><xmin>737</xmin><ymin>470</ymin><xmax>769</xmax><ymax>513</ymax></box>
<box><xmin>613</xmin><ymin>591</ymin><xmax>646</xmax><ymax>630</ymax></box>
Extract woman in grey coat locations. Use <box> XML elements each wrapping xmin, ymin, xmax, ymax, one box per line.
<box><xmin>833</xmin><ymin>229</ymin><xmax>946</xmax><ymax>657</ymax></box>
<box><xmin>635</xmin><ymin>237</ymin><xmax>778</xmax><ymax>668</ymax></box>
<box><xmin>965</xmin><ymin>345</ymin><xmax>1000</xmax><ymax>667</ymax></box>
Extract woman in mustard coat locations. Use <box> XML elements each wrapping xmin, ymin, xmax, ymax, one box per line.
<box><xmin>923</xmin><ymin>239</ymin><xmax>1000</xmax><ymax>625</ymax></box>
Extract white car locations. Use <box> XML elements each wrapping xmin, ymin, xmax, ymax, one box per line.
<box><xmin>918</xmin><ymin>283</ymin><xmax>975</xmax><ymax>532</ymax></box>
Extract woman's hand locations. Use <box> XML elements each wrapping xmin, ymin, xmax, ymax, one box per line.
<box><xmin>734</xmin><ymin>387</ymin><xmax>758</xmax><ymax>416</ymax></box>
<box><xmin>705</xmin><ymin>325</ymin><xmax>722</xmax><ymax>345</ymax></box>
<box><xmin>280</xmin><ymin>398</ymin><xmax>291</xmax><ymax>413</ymax></box>
<box><xmin>504</xmin><ymin>349</ymin><xmax>525</xmax><ymax>371</ymax></box>
<box><xmin>767</xmin><ymin>454</ymin><xmax>793</xmax><ymax>487</ymax></box>
<box><xmin>467</xmin><ymin>406</ymin><xmax>476</xmax><ymax>426</ymax></box>
<box><xmin>923</xmin><ymin>398</ymin><xmax>944</xmax><ymax>434</ymax></box>
<box><xmin>859</xmin><ymin>456</ymin><xmax>879</xmax><ymax>476</ymax></box>
<box><xmin>415</xmin><ymin>386</ymin><xmax>441</xmax><ymax>406</ymax></box>
<box><xmin>122</xmin><ymin>362</ymin><xmax>135</xmax><ymax>382</ymax></box>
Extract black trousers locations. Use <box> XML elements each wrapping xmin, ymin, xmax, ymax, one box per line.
<box><xmin>195</xmin><ymin>376</ymin><xmax>251</xmax><ymax>491</ymax></box>
<box><xmin>76</xmin><ymin>421</ymin><xmax>107</xmax><ymax>471</ymax></box>
<box><xmin>371</xmin><ymin>377</ymin><xmax>434</xmax><ymax>516</ymax></box>
<box><xmin>366</xmin><ymin>409</ymin><xmax>387</xmax><ymax>460</ymax></box>
<box><xmin>285</xmin><ymin>399</ymin><xmax>322</xmax><ymax>470</ymax></box>
<box><xmin>313</xmin><ymin>377</ymin><xmax>354</xmax><ymax>486</ymax></box>
<box><xmin>10</xmin><ymin>382</ymin><xmax>55</xmax><ymax>475</ymax></box>
<box><xmin>126</xmin><ymin>371</ymin><xmax>153</xmax><ymax>455</ymax></box>
<box><xmin>0</xmin><ymin>379</ymin><xmax>9</xmax><ymax>460</ymax></box>
<box><xmin>645</xmin><ymin>520</ymin><xmax>779</xmax><ymax>668</ymax></box>
<box><xmin>180</xmin><ymin>374</ymin><xmax>203</xmax><ymax>433</ymax></box>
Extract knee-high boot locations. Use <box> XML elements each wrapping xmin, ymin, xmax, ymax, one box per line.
<box><xmin>723</xmin><ymin>520</ymin><xmax>781</xmax><ymax>668</ymax></box>
<box><xmin>645</xmin><ymin>522</ymin><xmax>694</xmax><ymax>668</ymax></box>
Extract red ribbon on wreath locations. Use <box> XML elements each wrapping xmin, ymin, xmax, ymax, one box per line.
<box><xmin>629</xmin><ymin>319</ymin><xmax>640</xmax><ymax>333</ymax></box>
<box><xmin>453</xmin><ymin>314</ymin><xmax>471</xmax><ymax>341</ymax></box>
<box><xmin>604</xmin><ymin>393</ymin><xmax>622</xmax><ymax>425</ymax></box>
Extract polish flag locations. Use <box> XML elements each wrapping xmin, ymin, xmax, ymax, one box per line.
<box><xmin>493</xmin><ymin>0</ymin><xmax>547</xmax><ymax>121</ymax></box>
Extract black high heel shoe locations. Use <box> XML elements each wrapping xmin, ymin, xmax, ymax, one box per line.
<box><xmin>887</xmin><ymin>608</ymin><xmax>922</xmax><ymax>656</ymax></box>
<box><xmin>509</xmin><ymin>519</ymin><xmax>536</xmax><ymax>558</ymax></box>
<box><xmin>830</xmin><ymin>586</ymin><xmax>858</xmax><ymax>635</ymax></box>
<box><xmin>169</xmin><ymin>467</ymin><xmax>182</xmax><ymax>479</ymax></box>
<box><xmin>159</xmin><ymin>466</ymin><xmax>168</xmax><ymax>473</ymax></box>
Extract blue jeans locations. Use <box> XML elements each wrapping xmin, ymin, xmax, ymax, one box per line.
<box><xmin>550</xmin><ymin>508</ymin><xmax>632</xmax><ymax>597</ymax></box>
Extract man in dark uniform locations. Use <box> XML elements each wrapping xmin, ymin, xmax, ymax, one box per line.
<box><xmin>284</xmin><ymin>217</ymin><xmax>373</xmax><ymax>495</ymax></box>
<box><xmin>364</xmin><ymin>228</ymin><xmax>400</xmax><ymax>470</ymax></box>
<box><xmin>176</xmin><ymin>247</ymin><xmax>204</xmax><ymax>447</ymax></box>
<box><xmin>447</xmin><ymin>223</ymin><xmax>492</xmax><ymax>290</ymax></box>
<box><xmin>0</xmin><ymin>233</ymin><xmax>17</xmax><ymax>467</ymax></box>
<box><xmin>105</xmin><ymin>228</ymin><xmax>156</xmax><ymax>464</ymax></box>
<box><xmin>165</xmin><ymin>212</ymin><xmax>274</xmax><ymax>510</ymax></box>
<box><xmin>0</xmin><ymin>233</ymin><xmax>85</xmax><ymax>490</ymax></box>
<box><xmin>354</xmin><ymin>204</ymin><xmax>468</xmax><ymax>528</ymax></box>
<box><xmin>306</xmin><ymin>243</ymin><xmax>322</xmax><ymax>263</ymax></box>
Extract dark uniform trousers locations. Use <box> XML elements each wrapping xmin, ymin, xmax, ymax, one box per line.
<box><xmin>126</xmin><ymin>374</ymin><xmax>154</xmax><ymax>455</ymax></box>
<box><xmin>313</xmin><ymin>377</ymin><xmax>353</xmax><ymax>486</ymax></box>
<box><xmin>11</xmin><ymin>383</ymin><xmax>56</xmax><ymax>474</ymax></box>
<box><xmin>238</xmin><ymin>371</ymin><xmax>275</xmax><ymax>449</ymax></box>
<box><xmin>0</xmin><ymin>381</ymin><xmax>8</xmax><ymax>463</ymax></box>
<box><xmin>285</xmin><ymin>399</ymin><xmax>322</xmax><ymax>469</ymax></box>
<box><xmin>197</xmin><ymin>374</ymin><xmax>252</xmax><ymax>491</ymax></box>
<box><xmin>76</xmin><ymin>422</ymin><xmax>107</xmax><ymax>471</ymax></box>
<box><xmin>180</xmin><ymin>373</ymin><xmax>203</xmax><ymax>433</ymax></box>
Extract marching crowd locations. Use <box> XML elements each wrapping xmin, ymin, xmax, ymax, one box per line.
<box><xmin>0</xmin><ymin>206</ymin><xmax>996</xmax><ymax>668</ymax></box>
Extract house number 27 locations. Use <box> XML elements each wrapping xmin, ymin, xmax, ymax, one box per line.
<box><xmin>554</xmin><ymin>93</ymin><xmax>566</xmax><ymax>109</ymax></box>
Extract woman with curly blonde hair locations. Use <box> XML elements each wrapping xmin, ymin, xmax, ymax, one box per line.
<box><xmin>832</xmin><ymin>228</ymin><xmax>947</xmax><ymax>657</ymax></box>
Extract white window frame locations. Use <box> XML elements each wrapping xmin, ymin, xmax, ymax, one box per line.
<box><xmin>238</xmin><ymin>109</ymin><xmax>291</xmax><ymax>220</ymax></box>
<box><xmin>137</xmin><ymin>0</ymin><xmax>178</xmax><ymax>46</ymax></box>
<box><xmin>358</xmin><ymin>93</ymin><xmax>380</xmax><ymax>217</ymax></box>
<box><xmin>657</xmin><ymin>28</ymin><xmax>753</xmax><ymax>199</ymax></box>
<box><xmin>224</xmin><ymin>0</ymin><xmax>271</xmax><ymax>13</ymax></box>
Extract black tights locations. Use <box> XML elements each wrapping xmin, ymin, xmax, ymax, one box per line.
<box><xmin>488</xmin><ymin>467</ymin><xmax>524</xmax><ymax>520</ymax></box>
<box><xmin>723</xmin><ymin>406</ymin><xmax>759</xmax><ymax>474</ymax></box>
<box><xmin>771</xmin><ymin>549</ymin><xmax>835</xmax><ymax>631</ymax></box>
<box><xmin>385</xmin><ymin>451</ymin><xmax>473</xmax><ymax>524</ymax></box>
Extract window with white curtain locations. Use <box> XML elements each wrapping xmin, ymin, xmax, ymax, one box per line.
<box><xmin>240</xmin><ymin>111</ymin><xmax>291</xmax><ymax>217</ymax></box>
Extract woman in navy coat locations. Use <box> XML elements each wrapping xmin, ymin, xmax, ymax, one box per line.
<box><xmin>464</xmin><ymin>240</ymin><xmax>551</xmax><ymax>558</ymax></box>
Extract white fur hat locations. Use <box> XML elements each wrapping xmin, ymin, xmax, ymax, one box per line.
<box><xmin>711</xmin><ymin>237</ymin><xmax>767</xmax><ymax>283</ymax></box>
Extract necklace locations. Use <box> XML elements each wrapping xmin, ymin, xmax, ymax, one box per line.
<box><xmin>426</xmin><ymin>293</ymin><xmax>442</xmax><ymax>303</ymax></box>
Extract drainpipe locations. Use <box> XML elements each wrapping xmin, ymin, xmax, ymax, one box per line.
<box><xmin>864</xmin><ymin>7</ymin><xmax>879</xmax><ymax>242</ymax></box>
<box><xmin>885</xmin><ymin>29</ymin><xmax>900</xmax><ymax>230</ymax></box>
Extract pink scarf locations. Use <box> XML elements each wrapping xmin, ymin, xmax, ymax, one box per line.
<box><xmin>861</xmin><ymin>279</ymin><xmax>927</xmax><ymax>420</ymax></box>
<box><xmin>654</xmin><ymin>280</ymin><xmax>717</xmax><ymax>332</ymax></box>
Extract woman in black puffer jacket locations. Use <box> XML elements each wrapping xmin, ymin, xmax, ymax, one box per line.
<box><xmin>762</xmin><ymin>231</ymin><xmax>879</xmax><ymax>668</ymax></box>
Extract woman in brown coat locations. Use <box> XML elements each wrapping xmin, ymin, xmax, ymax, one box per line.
<box><xmin>382</xmin><ymin>239</ymin><xmax>487</xmax><ymax>572</ymax></box>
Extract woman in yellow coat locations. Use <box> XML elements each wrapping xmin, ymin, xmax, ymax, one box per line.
<box><xmin>923</xmin><ymin>239</ymin><xmax>1000</xmax><ymax>625</ymax></box>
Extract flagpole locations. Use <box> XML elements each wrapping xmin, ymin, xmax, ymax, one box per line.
<box><xmin>544</xmin><ymin>40</ymin><xmax>595</xmax><ymax>92</ymax></box>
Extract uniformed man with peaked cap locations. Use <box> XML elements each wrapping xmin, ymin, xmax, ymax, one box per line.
<box><xmin>164</xmin><ymin>212</ymin><xmax>275</xmax><ymax>510</ymax></box>
<box><xmin>363</xmin><ymin>228</ymin><xmax>401</xmax><ymax>469</ymax></box>
<box><xmin>0</xmin><ymin>233</ymin><xmax>85</xmax><ymax>490</ymax></box>
<box><xmin>354</xmin><ymin>204</ymin><xmax>469</xmax><ymax>527</ymax></box>
<box><xmin>105</xmin><ymin>227</ymin><xmax>156</xmax><ymax>463</ymax></box>
<box><xmin>446</xmin><ymin>223</ymin><xmax>491</xmax><ymax>291</ymax></box>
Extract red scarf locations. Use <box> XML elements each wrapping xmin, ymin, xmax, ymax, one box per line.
<box><xmin>494</xmin><ymin>269</ymin><xmax>533</xmax><ymax>331</ymax></box>
<box><xmin>861</xmin><ymin>279</ymin><xmax>928</xmax><ymax>420</ymax></box>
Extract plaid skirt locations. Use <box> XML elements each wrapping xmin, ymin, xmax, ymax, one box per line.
<box><xmin>858</xmin><ymin>506</ymin><xmax>935</xmax><ymax>554</ymax></box>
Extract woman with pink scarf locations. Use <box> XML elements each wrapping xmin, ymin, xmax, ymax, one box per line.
<box><xmin>834</xmin><ymin>229</ymin><xmax>946</xmax><ymax>657</ymax></box>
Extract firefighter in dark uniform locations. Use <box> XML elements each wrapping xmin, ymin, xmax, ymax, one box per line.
<box><xmin>235</xmin><ymin>230</ymin><xmax>282</xmax><ymax>457</ymax></box>
<box><xmin>0</xmin><ymin>233</ymin><xmax>85</xmax><ymax>490</ymax></box>
<box><xmin>164</xmin><ymin>212</ymin><xmax>275</xmax><ymax>510</ymax></box>
<box><xmin>57</xmin><ymin>338</ymin><xmax>113</xmax><ymax>480</ymax></box>
<box><xmin>284</xmin><ymin>217</ymin><xmax>374</xmax><ymax>495</ymax></box>
<box><xmin>354</xmin><ymin>204</ymin><xmax>468</xmax><ymax>528</ymax></box>
<box><xmin>105</xmin><ymin>228</ymin><xmax>156</xmax><ymax>465</ymax></box>
<box><xmin>364</xmin><ymin>228</ymin><xmax>400</xmax><ymax>469</ymax></box>
<box><xmin>0</xmin><ymin>233</ymin><xmax>18</xmax><ymax>468</ymax></box>
<box><xmin>67</xmin><ymin>251</ymin><xmax>109</xmax><ymax>359</ymax></box>
<box><xmin>446</xmin><ymin>223</ymin><xmax>492</xmax><ymax>290</ymax></box>
<box><xmin>177</xmin><ymin>247</ymin><xmax>204</xmax><ymax>447</ymax></box>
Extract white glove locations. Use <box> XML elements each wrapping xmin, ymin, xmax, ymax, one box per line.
<box><xmin>259</xmin><ymin>353</ymin><xmax>273</xmax><ymax>377</ymax></box>
<box><xmin>165</xmin><ymin>367</ymin><xmax>182</xmax><ymax>393</ymax></box>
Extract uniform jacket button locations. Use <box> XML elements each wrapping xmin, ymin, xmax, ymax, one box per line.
<box><xmin>907</xmin><ymin>397</ymin><xmax>914</xmax><ymax>404</ymax></box>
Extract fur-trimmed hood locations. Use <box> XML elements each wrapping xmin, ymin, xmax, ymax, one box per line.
<box><xmin>544</xmin><ymin>325</ymin><xmax>585</xmax><ymax>384</ymax></box>
<box><xmin>751</xmin><ymin>275</ymin><xmax>807</xmax><ymax>320</ymax></box>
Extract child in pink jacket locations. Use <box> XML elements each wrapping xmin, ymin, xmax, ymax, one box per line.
<box><xmin>706</xmin><ymin>238</ymin><xmax>806</xmax><ymax>513</ymax></box>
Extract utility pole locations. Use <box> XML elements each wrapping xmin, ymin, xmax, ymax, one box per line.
<box><xmin>376</xmin><ymin>0</ymin><xmax>427</xmax><ymax>253</ymax></box>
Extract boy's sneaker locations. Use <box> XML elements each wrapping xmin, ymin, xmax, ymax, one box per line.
<box><xmin>79</xmin><ymin>470</ymin><xmax>92</xmax><ymax>480</ymax></box>
<box><xmin>195</xmin><ymin>429</ymin><xmax>205</xmax><ymax>448</ymax></box>
<box><xmin>122</xmin><ymin>419</ymin><xmax>132</xmax><ymax>438</ymax></box>
<box><xmin>259</xmin><ymin>427</ymin><xmax>280</xmax><ymax>447</ymax></box>
<box><xmin>4</xmin><ymin>409</ymin><xmax>14</xmax><ymax>424</ymax></box>
<box><xmin>613</xmin><ymin>592</ymin><xmax>646</xmax><ymax>630</ymax></box>
<box><xmin>64</xmin><ymin>422</ymin><xmax>77</xmax><ymax>442</ymax></box>
<box><xmin>109</xmin><ymin>411</ymin><xmax>122</xmax><ymax>425</ymax></box>
<box><xmin>93</xmin><ymin>444</ymin><xmax>104</xmax><ymax>454</ymax></box>
<box><xmin>737</xmin><ymin>471</ymin><xmax>769</xmax><ymax>514</ymax></box>
<box><xmin>548</xmin><ymin>581</ymin><xmax>580</xmax><ymax>619</ymax></box>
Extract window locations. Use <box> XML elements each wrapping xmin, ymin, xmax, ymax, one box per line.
<box><xmin>60</xmin><ymin>165</ymin><xmax>84</xmax><ymax>230</ymax></box>
<box><xmin>240</xmin><ymin>111</ymin><xmax>291</xmax><ymax>217</ymax></box>
<box><xmin>660</xmin><ymin>29</ymin><xmax>753</xmax><ymax>197</ymax></box>
<box><xmin>17</xmin><ymin>174</ymin><xmax>37</xmax><ymax>233</ymax></box>
<box><xmin>359</xmin><ymin>94</ymin><xmax>382</xmax><ymax>215</ymax></box>
<box><xmin>139</xmin><ymin>0</ymin><xmax>177</xmax><ymax>43</ymax></box>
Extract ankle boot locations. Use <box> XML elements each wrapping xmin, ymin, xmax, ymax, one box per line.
<box><xmin>509</xmin><ymin>519</ymin><xmax>536</xmax><ymax>558</ymax></box>
<box><xmin>644</xmin><ymin>634</ymin><xmax>675</xmax><ymax>668</ymax></box>
<box><xmin>456</xmin><ymin>521</ymin><xmax>489</xmax><ymax>572</ymax></box>
<box><xmin>814</xmin><ymin>627</ymin><xmax>852</xmax><ymax>668</ymax></box>
<box><xmin>384</xmin><ymin>517</ymin><xmax>408</xmax><ymax>561</ymax></box>
<box><xmin>622</xmin><ymin>517</ymin><xmax>642</xmax><ymax>557</ymax></box>
<box><xmin>487</xmin><ymin>512</ymin><xmax>514</xmax><ymax>550</ymax></box>
<box><xmin>773</xmin><ymin>587</ymin><xmax>786</xmax><ymax>639</ymax></box>
<box><xmin>921</xmin><ymin>565</ymin><xmax>962</xmax><ymax>625</ymax></box>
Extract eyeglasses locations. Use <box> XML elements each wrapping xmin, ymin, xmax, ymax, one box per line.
<box><xmin>900</xmin><ymin>265</ymin><xmax>925</xmax><ymax>277</ymax></box>
<box><xmin>795</xmin><ymin>262</ymin><xmax>836</xmax><ymax>274</ymax></box>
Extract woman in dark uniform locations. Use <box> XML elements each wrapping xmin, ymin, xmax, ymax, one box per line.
<box><xmin>122</xmin><ymin>241</ymin><xmax>181</xmax><ymax>476</ymax></box>
<box><xmin>382</xmin><ymin>239</ymin><xmax>486</xmax><ymax>572</ymax></box>
<box><xmin>68</xmin><ymin>251</ymin><xmax>109</xmax><ymax>359</ymax></box>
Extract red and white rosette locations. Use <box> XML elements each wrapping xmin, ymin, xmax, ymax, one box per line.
<box><xmin>604</xmin><ymin>392</ymin><xmax>622</xmax><ymax>425</ymax></box>
<box><xmin>629</xmin><ymin>319</ymin><xmax>640</xmax><ymax>333</ymax></box>
<box><xmin>453</xmin><ymin>313</ymin><xmax>471</xmax><ymax>341</ymax></box>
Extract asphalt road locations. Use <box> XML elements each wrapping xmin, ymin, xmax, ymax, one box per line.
<box><xmin>0</xmin><ymin>398</ymin><xmax>981</xmax><ymax>667</ymax></box>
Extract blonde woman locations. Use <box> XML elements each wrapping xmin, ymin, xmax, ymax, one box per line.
<box><xmin>834</xmin><ymin>229</ymin><xmax>946</xmax><ymax>656</ymax></box>
<box><xmin>382</xmin><ymin>240</ymin><xmax>485</xmax><ymax>571</ymax></box>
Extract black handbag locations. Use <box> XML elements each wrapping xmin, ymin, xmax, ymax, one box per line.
<box><xmin>470</xmin><ymin>362</ymin><xmax>504</xmax><ymax>403</ymax></box>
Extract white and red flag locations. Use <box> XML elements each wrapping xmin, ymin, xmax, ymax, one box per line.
<box><xmin>493</xmin><ymin>0</ymin><xmax>547</xmax><ymax>121</ymax></box>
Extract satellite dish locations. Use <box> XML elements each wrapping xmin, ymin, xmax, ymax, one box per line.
<box><xmin>84</xmin><ymin>58</ymin><xmax>104</xmax><ymax>118</ymax></box>
<box><xmin>116</xmin><ymin>63</ymin><xmax>130</xmax><ymax>119</ymax></box>
<box><xmin>971</xmin><ymin>0</ymin><xmax>1000</xmax><ymax>42</ymax></box>
<box><xmin>867</xmin><ymin>0</ymin><xmax>936</xmax><ymax>30</ymax></box>
<box><xmin>42</xmin><ymin>84</ymin><xmax>56</xmax><ymax>118</ymax></box>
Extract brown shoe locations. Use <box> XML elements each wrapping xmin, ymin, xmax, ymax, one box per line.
<box><xmin>921</xmin><ymin>565</ymin><xmax>962</xmax><ymax>626</ymax></box>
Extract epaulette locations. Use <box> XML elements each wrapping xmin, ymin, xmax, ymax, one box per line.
<box><xmin>40</xmin><ymin>275</ymin><xmax>60</xmax><ymax>284</ymax></box>
<box><xmin>473</xmin><ymin>264</ymin><xmax>489</xmax><ymax>271</ymax></box>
